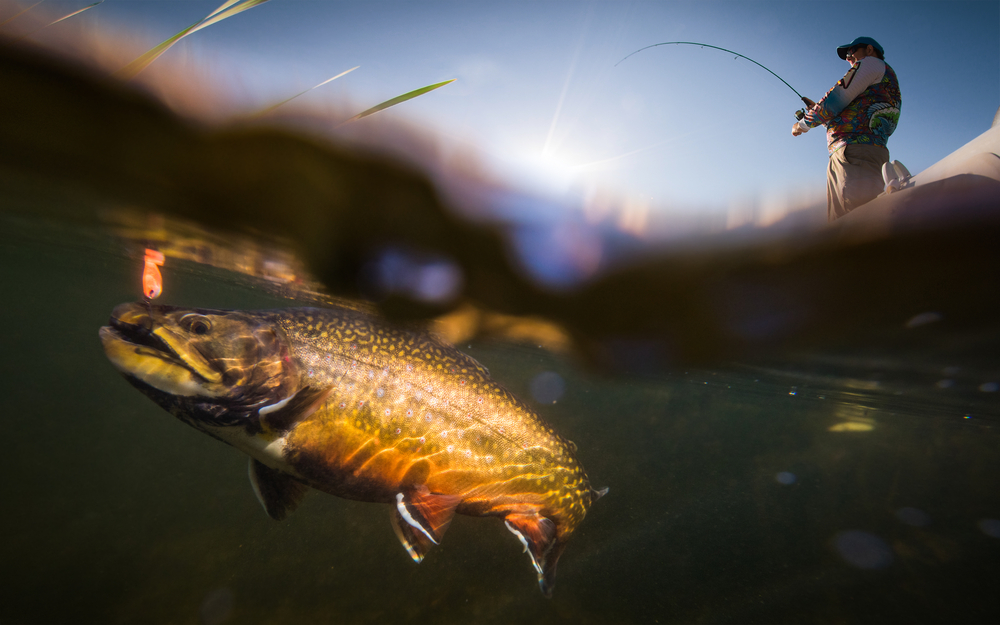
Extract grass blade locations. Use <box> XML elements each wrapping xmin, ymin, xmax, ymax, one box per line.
<box><xmin>116</xmin><ymin>22</ymin><xmax>198</xmax><ymax>79</ymax></box>
<box><xmin>253</xmin><ymin>66</ymin><xmax>360</xmax><ymax>116</ymax></box>
<box><xmin>47</xmin><ymin>1</ymin><xmax>102</xmax><ymax>26</ymax></box>
<box><xmin>188</xmin><ymin>0</ymin><xmax>270</xmax><ymax>36</ymax></box>
<box><xmin>117</xmin><ymin>0</ymin><xmax>271</xmax><ymax>80</ymax></box>
<box><xmin>203</xmin><ymin>0</ymin><xmax>244</xmax><ymax>21</ymax></box>
<box><xmin>1</xmin><ymin>1</ymin><xmax>45</xmax><ymax>27</ymax></box>
<box><xmin>342</xmin><ymin>79</ymin><xmax>456</xmax><ymax>124</ymax></box>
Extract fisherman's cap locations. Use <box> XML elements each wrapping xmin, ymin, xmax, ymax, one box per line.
<box><xmin>837</xmin><ymin>36</ymin><xmax>884</xmax><ymax>60</ymax></box>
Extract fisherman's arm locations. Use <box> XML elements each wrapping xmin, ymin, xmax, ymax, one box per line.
<box><xmin>791</xmin><ymin>57</ymin><xmax>886</xmax><ymax>136</ymax></box>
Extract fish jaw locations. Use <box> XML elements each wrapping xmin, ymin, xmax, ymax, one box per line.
<box><xmin>99</xmin><ymin>306</ymin><xmax>221</xmax><ymax>397</ymax></box>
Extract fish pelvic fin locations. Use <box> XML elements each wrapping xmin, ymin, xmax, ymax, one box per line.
<box><xmin>248</xmin><ymin>458</ymin><xmax>309</xmax><ymax>521</ymax></box>
<box><xmin>504</xmin><ymin>513</ymin><xmax>562</xmax><ymax>598</ymax></box>
<box><xmin>258</xmin><ymin>385</ymin><xmax>334</xmax><ymax>433</ymax></box>
<box><xmin>390</xmin><ymin>486</ymin><xmax>461</xmax><ymax>563</ymax></box>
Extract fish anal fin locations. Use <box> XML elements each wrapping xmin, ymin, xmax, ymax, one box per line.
<box><xmin>504</xmin><ymin>513</ymin><xmax>561</xmax><ymax>598</ymax></box>
<box><xmin>390</xmin><ymin>487</ymin><xmax>461</xmax><ymax>563</ymax></box>
<box><xmin>259</xmin><ymin>385</ymin><xmax>333</xmax><ymax>432</ymax></box>
<box><xmin>248</xmin><ymin>458</ymin><xmax>308</xmax><ymax>521</ymax></box>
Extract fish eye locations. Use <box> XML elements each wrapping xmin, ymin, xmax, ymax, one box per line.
<box><xmin>181</xmin><ymin>314</ymin><xmax>212</xmax><ymax>336</ymax></box>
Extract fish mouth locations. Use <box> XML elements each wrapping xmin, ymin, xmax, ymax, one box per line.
<box><xmin>103</xmin><ymin>316</ymin><xmax>185</xmax><ymax>364</ymax></box>
<box><xmin>100</xmin><ymin>304</ymin><xmax>222</xmax><ymax>396</ymax></box>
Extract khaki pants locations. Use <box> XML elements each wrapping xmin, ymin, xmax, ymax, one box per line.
<box><xmin>827</xmin><ymin>144</ymin><xmax>890</xmax><ymax>221</ymax></box>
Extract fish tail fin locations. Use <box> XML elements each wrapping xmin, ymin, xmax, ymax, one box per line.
<box><xmin>504</xmin><ymin>512</ymin><xmax>563</xmax><ymax>597</ymax></box>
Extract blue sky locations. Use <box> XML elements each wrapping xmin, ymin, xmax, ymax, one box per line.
<box><xmin>30</xmin><ymin>0</ymin><xmax>1000</xmax><ymax>220</ymax></box>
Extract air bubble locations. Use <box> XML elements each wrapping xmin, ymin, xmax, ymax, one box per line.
<box><xmin>530</xmin><ymin>371</ymin><xmax>565</xmax><ymax>404</ymax></box>
<box><xmin>895</xmin><ymin>507</ymin><xmax>930</xmax><ymax>527</ymax></box>
<box><xmin>775</xmin><ymin>471</ymin><xmax>796</xmax><ymax>485</ymax></box>
<box><xmin>833</xmin><ymin>531</ymin><xmax>893</xmax><ymax>569</ymax></box>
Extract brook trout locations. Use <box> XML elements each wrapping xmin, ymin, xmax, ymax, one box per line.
<box><xmin>99</xmin><ymin>302</ymin><xmax>606</xmax><ymax>596</ymax></box>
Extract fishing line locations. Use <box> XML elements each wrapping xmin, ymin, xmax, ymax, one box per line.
<box><xmin>616</xmin><ymin>41</ymin><xmax>812</xmax><ymax>114</ymax></box>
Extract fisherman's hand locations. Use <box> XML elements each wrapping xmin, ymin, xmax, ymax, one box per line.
<box><xmin>791</xmin><ymin>123</ymin><xmax>804</xmax><ymax>136</ymax></box>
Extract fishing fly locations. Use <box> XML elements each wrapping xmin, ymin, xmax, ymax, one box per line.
<box><xmin>616</xmin><ymin>41</ymin><xmax>814</xmax><ymax>119</ymax></box>
<box><xmin>142</xmin><ymin>248</ymin><xmax>165</xmax><ymax>299</ymax></box>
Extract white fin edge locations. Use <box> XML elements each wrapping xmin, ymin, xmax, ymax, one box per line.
<box><xmin>504</xmin><ymin>520</ymin><xmax>543</xmax><ymax>575</ymax></box>
<box><xmin>395</xmin><ymin>493</ymin><xmax>439</xmax><ymax>545</ymax></box>
<box><xmin>259</xmin><ymin>392</ymin><xmax>297</xmax><ymax>416</ymax></box>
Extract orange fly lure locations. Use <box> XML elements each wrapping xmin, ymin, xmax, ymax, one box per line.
<box><xmin>142</xmin><ymin>249</ymin><xmax>165</xmax><ymax>299</ymax></box>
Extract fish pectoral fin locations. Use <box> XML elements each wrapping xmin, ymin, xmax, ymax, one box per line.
<box><xmin>259</xmin><ymin>385</ymin><xmax>334</xmax><ymax>433</ymax></box>
<box><xmin>504</xmin><ymin>513</ymin><xmax>562</xmax><ymax>598</ymax></box>
<box><xmin>390</xmin><ymin>487</ymin><xmax>462</xmax><ymax>563</ymax></box>
<box><xmin>248</xmin><ymin>458</ymin><xmax>309</xmax><ymax>521</ymax></box>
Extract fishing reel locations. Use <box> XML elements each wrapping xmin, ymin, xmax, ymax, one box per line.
<box><xmin>795</xmin><ymin>96</ymin><xmax>816</xmax><ymax>120</ymax></box>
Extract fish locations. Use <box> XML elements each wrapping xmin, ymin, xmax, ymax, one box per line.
<box><xmin>98</xmin><ymin>301</ymin><xmax>607</xmax><ymax>596</ymax></box>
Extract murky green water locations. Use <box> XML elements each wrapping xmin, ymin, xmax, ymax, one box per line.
<box><xmin>2</xmin><ymin>211</ymin><xmax>999</xmax><ymax>624</ymax></box>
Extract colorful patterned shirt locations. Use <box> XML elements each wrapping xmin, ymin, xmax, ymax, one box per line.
<box><xmin>797</xmin><ymin>57</ymin><xmax>901</xmax><ymax>154</ymax></box>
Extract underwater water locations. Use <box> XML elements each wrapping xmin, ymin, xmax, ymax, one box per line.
<box><xmin>2</xmin><ymin>210</ymin><xmax>1000</xmax><ymax>624</ymax></box>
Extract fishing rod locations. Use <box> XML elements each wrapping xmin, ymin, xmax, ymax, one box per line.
<box><xmin>616</xmin><ymin>41</ymin><xmax>814</xmax><ymax>119</ymax></box>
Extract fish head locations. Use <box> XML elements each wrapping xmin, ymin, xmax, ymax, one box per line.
<box><xmin>99</xmin><ymin>302</ymin><xmax>297</xmax><ymax>430</ymax></box>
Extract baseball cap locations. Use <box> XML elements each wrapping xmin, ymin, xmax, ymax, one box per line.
<box><xmin>837</xmin><ymin>37</ymin><xmax>884</xmax><ymax>60</ymax></box>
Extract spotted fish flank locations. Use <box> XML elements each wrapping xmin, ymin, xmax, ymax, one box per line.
<box><xmin>99</xmin><ymin>302</ymin><xmax>607</xmax><ymax>596</ymax></box>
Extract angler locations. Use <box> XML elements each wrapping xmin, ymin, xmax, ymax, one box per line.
<box><xmin>792</xmin><ymin>37</ymin><xmax>902</xmax><ymax>220</ymax></box>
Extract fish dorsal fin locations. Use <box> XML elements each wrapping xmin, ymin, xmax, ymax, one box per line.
<box><xmin>504</xmin><ymin>513</ymin><xmax>562</xmax><ymax>598</ymax></box>
<box><xmin>248</xmin><ymin>458</ymin><xmax>309</xmax><ymax>521</ymax></box>
<box><xmin>390</xmin><ymin>486</ymin><xmax>461</xmax><ymax>563</ymax></box>
<box><xmin>258</xmin><ymin>385</ymin><xmax>333</xmax><ymax>433</ymax></box>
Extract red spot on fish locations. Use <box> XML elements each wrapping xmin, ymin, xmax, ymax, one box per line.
<box><xmin>459</xmin><ymin>379</ymin><xmax>466</xmax><ymax>385</ymax></box>
<box><xmin>358</xmin><ymin>401</ymin><xmax>365</xmax><ymax>408</ymax></box>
